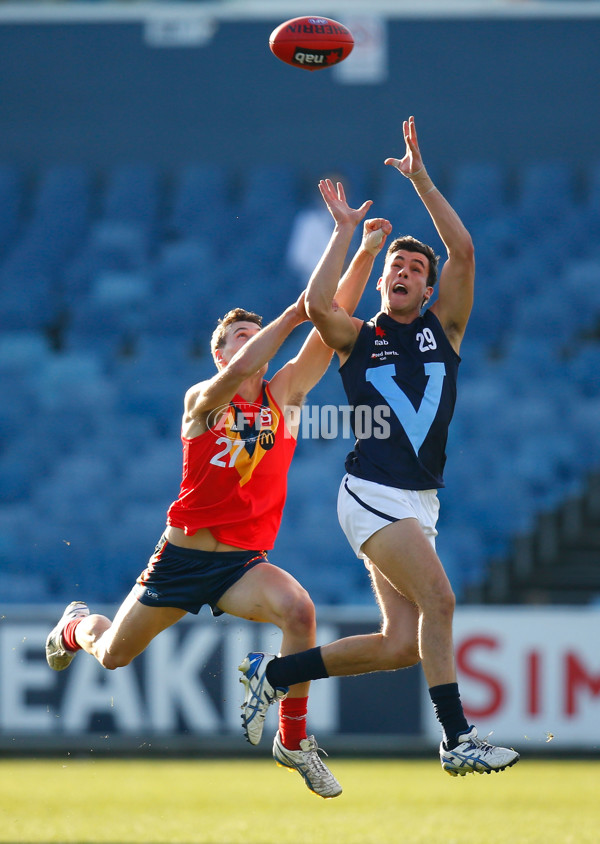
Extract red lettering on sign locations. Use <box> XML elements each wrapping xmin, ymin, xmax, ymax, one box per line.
<box><xmin>527</xmin><ymin>651</ymin><xmax>541</xmax><ymax>716</ymax></box>
<box><xmin>565</xmin><ymin>652</ymin><xmax>600</xmax><ymax>716</ymax></box>
<box><xmin>457</xmin><ymin>636</ymin><xmax>504</xmax><ymax>718</ymax></box>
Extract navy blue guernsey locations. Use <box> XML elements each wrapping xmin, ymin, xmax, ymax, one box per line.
<box><xmin>339</xmin><ymin>310</ymin><xmax>460</xmax><ymax>490</ymax></box>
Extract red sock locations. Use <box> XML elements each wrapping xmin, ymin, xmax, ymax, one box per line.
<box><xmin>62</xmin><ymin>618</ymin><xmax>83</xmax><ymax>652</ymax></box>
<box><xmin>279</xmin><ymin>696</ymin><xmax>308</xmax><ymax>750</ymax></box>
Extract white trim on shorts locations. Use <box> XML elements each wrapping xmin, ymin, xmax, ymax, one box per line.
<box><xmin>337</xmin><ymin>473</ymin><xmax>440</xmax><ymax>559</ymax></box>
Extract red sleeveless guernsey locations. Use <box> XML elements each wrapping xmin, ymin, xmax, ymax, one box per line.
<box><xmin>166</xmin><ymin>381</ymin><xmax>296</xmax><ymax>550</ymax></box>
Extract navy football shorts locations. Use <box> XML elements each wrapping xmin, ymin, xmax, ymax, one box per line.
<box><xmin>134</xmin><ymin>534</ymin><xmax>268</xmax><ymax>616</ymax></box>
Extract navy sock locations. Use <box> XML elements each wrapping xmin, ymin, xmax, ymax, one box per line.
<box><xmin>265</xmin><ymin>647</ymin><xmax>329</xmax><ymax>688</ymax></box>
<box><xmin>429</xmin><ymin>682</ymin><xmax>470</xmax><ymax>749</ymax></box>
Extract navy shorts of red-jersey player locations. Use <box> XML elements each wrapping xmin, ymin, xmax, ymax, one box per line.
<box><xmin>135</xmin><ymin>535</ymin><xmax>267</xmax><ymax>616</ymax></box>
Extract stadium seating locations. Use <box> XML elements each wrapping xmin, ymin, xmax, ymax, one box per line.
<box><xmin>446</xmin><ymin>161</ymin><xmax>508</xmax><ymax>230</ymax></box>
<box><xmin>0</xmin><ymin>163</ymin><xmax>22</xmax><ymax>259</ymax></box>
<box><xmin>2</xmin><ymin>157</ymin><xmax>600</xmax><ymax>606</ymax></box>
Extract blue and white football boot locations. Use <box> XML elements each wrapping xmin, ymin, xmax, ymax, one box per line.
<box><xmin>238</xmin><ymin>652</ymin><xmax>288</xmax><ymax>745</ymax></box>
<box><xmin>440</xmin><ymin>726</ymin><xmax>520</xmax><ymax>776</ymax></box>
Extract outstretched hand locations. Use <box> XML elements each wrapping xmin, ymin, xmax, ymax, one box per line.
<box><xmin>318</xmin><ymin>178</ymin><xmax>373</xmax><ymax>228</ymax></box>
<box><xmin>384</xmin><ymin>115</ymin><xmax>424</xmax><ymax>177</ymax></box>
<box><xmin>362</xmin><ymin>217</ymin><xmax>393</xmax><ymax>255</ymax></box>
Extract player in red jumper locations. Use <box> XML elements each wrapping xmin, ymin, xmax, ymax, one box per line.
<box><xmin>45</xmin><ymin>188</ymin><xmax>392</xmax><ymax>799</ymax></box>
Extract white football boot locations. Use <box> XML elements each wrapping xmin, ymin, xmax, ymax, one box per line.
<box><xmin>45</xmin><ymin>601</ymin><xmax>89</xmax><ymax>671</ymax></box>
<box><xmin>273</xmin><ymin>730</ymin><xmax>342</xmax><ymax>798</ymax></box>
<box><xmin>440</xmin><ymin>726</ymin><xmax>520</xmax><ymax>776</ymax></box>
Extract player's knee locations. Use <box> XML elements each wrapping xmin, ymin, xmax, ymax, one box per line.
<box><xmin>280</xmin><ymin>588</ymin><xmax>316</xmax><ymax>636</ymax></box>
<box><xmin>423</xmin><ymin>578</ymin><xmax>455</xmax><ymax>620</ymax></box>
<box><xmin>381</xmin><ymin>635</ymin><xmax>420</xmax><ymax>670</ymax></box>
<box><xmin>99</xmin><ymin>650</ymin><xmax>134</xmax><ymax>670</ymax></box>
<box><xmin>436</xmin><ymin>583</ymin><xmax>456</xmax><ymax>619</ymax></box>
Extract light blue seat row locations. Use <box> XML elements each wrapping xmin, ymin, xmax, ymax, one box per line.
<box><xmin>3</xmin><ymin>158</ymin><xmax>600</xmax><ymax>603</ymax></box>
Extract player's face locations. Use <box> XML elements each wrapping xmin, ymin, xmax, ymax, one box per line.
<box><xmin>377</xmin><ymin>250</ymin><xmax>433</xmax><ymax>316</ymax></box>
<box><xmin>218</xmin><ymin>321</ymin><xmax>262</xmax><ymax>367</ymax></box>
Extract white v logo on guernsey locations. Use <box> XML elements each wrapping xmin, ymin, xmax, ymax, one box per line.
<box><xmin>366</xmin><ymin>362</ymin><xmax>446</xmax><ymax>454</ymax></box>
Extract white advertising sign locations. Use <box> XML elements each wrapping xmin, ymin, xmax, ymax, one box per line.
<box><xmin>422</xmin><ymin>607</ymin><xmax>600</xmax><ymax>748</ymax></box>
<box><xmin>1</xmin><ymin>607</ymin><xmax>599</xmax><ymax>749</ymax></box>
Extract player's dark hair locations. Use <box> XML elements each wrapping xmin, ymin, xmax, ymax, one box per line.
<box><xmin>210</xmin><ymin>308</ymin><xmax>263</xmax><ymax>360</ymax></box>
<box><xmin>386</xmin><ymin>236</ymin><xmax>440</xmax><ymax>288</ymax></box>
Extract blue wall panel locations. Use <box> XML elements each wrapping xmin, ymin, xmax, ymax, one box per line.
<box><xmin>0</xmin><ymin>17</ymin><xmax>599</xmax><ymax>172</ymax></box>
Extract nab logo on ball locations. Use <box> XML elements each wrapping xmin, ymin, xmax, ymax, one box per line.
<box><xmin>293</xmin><ymin>47</ymin><xmax>345</xmax><ymax>70</ymax></box>
<box><xmin>269</xmin><ymin>16</ymin><xmax>354</xmax><ymax>72</ymax></box>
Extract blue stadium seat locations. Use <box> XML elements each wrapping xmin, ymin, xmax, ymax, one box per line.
<box><xmin>0</xmin><ymin>272</ymin><xmax>58</xmax><ymax>330</ymax></box>
<box><xmin>372</xmin><ymin>161</ymin><xmax>441</xmax><ymax>242</ymax></box>
<box><xmin>583</xmin><ymin>159</ymin><xmax>600</xmax><ymax>239</ymax></box>
<box><xmin>0</xmin><ymin>569</ymin><xmax>49</xmax><ymax>603</ymax></box>
<box><xmin>116</xmin><ymin>376</ymin><xmax>183</xmax><ymax>434</ymax></box>
<box><xmin>102</xmin><ymin>162</ymin><xmax>160</xmax><ymax>233</ymax></box>
<box><xmin>66</xmin><ymin>272</ymin><xmax>152</xmax><ymax>349</ymax></box>
<box><xmin>446</xmin><ymin>161</ymin><xmax>507</xmax><ymax>228</ymax></box>
<box><xmin>167</xmin><ymin>162</ymin><xmax>231</xmax><ymax>243</ymax></box>
<box><xmin>91</xmin><ymin>269</ymin><xmax>152</xmax><ymax>308</ymax></box>
<box><xmin>62</xmin><ymin>220</ymin><xmax>151</xmax><ymax>297</ymax></box>
<box><xmin>3</xmin><ymin>155</ymin><xmax>600</xmax><ymax>605</ymax></box>
<box><xmin>565</xmin><ymin>395</ymin><xmax>600</xmax><ymax>466</ymax></box>
<box><xmin>1</xmin><ymin>164</ymin><xmax>90</xmax><ymax>277</ymax></box>
<box><xmin>152</xmin><ymin>238</ymin><xmax>216</xmax><ymax>294</ymax></box>
<box><xmin>239</xmin><ymin>163</ymin><xmax>299</xmax><ymax>214</ymax></box>
<box><xmin>221</xmin><ymin>222</ymin><xmax>293</xmax><ymax>287</ymax></box>
<box><xmin>133</xmin><ymin>333</ymin><xmax>197</xmax><ymax>370</ymax></box>
<box><xmin>101</xmin><ymin>503</ymin><xmax>166</xmax><ymax>597</ymax></box>
<box><xmin>0</xmin><ymin>451</ymin><xmax>35</xmax><ymax>503</ymax></box>
<box><xmin>560</xmin><ymin>256</ymin><xmax>600</xmax><ymax>312</ymax></box>
<box><xmin>0</xmin><ymin>386</ymin><xmax>29</xmax><ymax>440</ymax></box>
<box><xmin>0</xmin><ymin>330</ymin><xmax>50</xmax><ymax>375</ymax></box>
<box><xmin>91</xmin><ymin>411</ymin><xmax>164</xmax><ymax>463</ymax></box>
<box><xmin>515</xmin><ymin>160</ymin><xmax>576</xmax><ymax>236</ymax></box>
<box><xmin>435</xmin><ymin>521</ymin><xmax>488</xmax><ymax>597</ymax></box>
<box><xmin>568</xmin><ymin>343</ymin><xmax>600</xmax><ymax>397</ymax></box>
<box><xmin>0</xmin><ymin>164</ymin><xmax>91</xmax><ymax>329</ymax></box>
<box><xmin>115</xmin><ymin>440</ymin><xmax>182</xmax><ymax>508</ymax></box>
<box><xmin>30</xmin><ymin>468</ymin><xmax>114</xmax><ymax>535</ymax></box>
<box><xmin>0</xmin><ymin>163</ymin><xmax>22</xmax><ymax>258</ymax></box>
<box><xmin>34</xmin><ymin>351</ymin><xmax>117</xmax><ymax>416</ymax></box>
<box><xmin>510</xmin><ymin>287</ymin><xmax>590</xmax><ymax>347</ymax></box>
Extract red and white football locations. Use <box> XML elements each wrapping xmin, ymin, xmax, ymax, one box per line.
<box><xmin>269</xmin><ymin>16</ymin><xmax>354</xmax><ymax>72</ymax></box>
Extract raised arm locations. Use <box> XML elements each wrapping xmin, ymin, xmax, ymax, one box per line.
<box><xmin>335</xmin><ymin>215</ymin><xmax>393</xmax><ymax>314</ymax></box>
<box><xmin>385</xmin><ymin>116</ymin><xmax>475</xmax><ymax>350</ymax></box>
<box><xmin>304</xmin><ymin>181</ymin><xmax>389</xmax><ymax>355</ymax></box>
<box><xmin>185</xmin><ymin>296</ymin><xmax>307</xmax><ymax>430</ymax></box>
<box><xmin>271</xmin><ymin>185</ymin><xmax>391</xmax><ymax>408</ymax></box>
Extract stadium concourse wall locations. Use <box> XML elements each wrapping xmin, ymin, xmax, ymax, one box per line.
<box><xmin>0</xmin><ymin>4</ymin><xmax>600</xmax><ymax>171</ymax></box>
<box><xmin>1</xmin><ymin>605</ymin><xmax>599</xmax><ymax>755</ymax></box>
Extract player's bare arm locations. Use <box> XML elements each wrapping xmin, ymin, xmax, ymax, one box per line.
<box><xmin>305</xmin><ymin>181</ymin><xmax>388</xmax><ymax>358</ymax></box>
<box><xmin>272</xmin><ymin>214</ymin><xmax>393</xmax><ymax>417</ymax></box>
<box><xmin>385</xmin><ymin>116</ymin><xmax>475</xmax><ymax>353</ymax></box>
<box><xmin>184</xmin><ymin>295</ymin><xmax>308</xmax><ymax>436</ymax></box>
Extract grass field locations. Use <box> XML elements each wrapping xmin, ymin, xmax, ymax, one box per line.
<box><xmin>0</xmin><ymin>757</ymin><xmax>598</xmax><ymax>843</ymax></box>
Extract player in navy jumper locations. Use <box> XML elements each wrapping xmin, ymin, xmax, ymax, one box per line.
<box><xmin>241</xmin><ymin>116</ymin><xmax>519</xmax><ymax>777</ymax></box>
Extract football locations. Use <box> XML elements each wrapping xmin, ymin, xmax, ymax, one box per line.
<box><xmin>269</xmin><ymin>16</ymin><xmax>354</xmax><ymax>72</ymax></box>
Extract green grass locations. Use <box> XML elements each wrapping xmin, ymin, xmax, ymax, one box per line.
<box><xmin>0</xmin><ymin>758</ymin><xmax>598</xmax><ymax>843</ymax></box>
